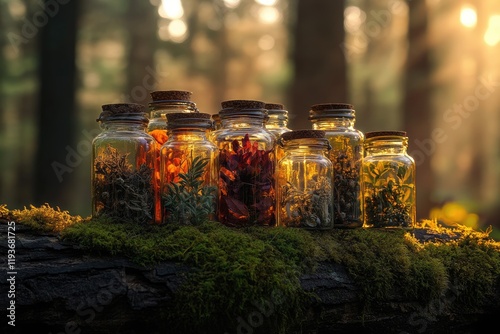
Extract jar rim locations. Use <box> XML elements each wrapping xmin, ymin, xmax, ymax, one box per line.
<box><xmin>219</xmin><ymin>109</ymin><xmax>268</xmax><ymax>119</ymax></box>
<box><xmin>365</xmin><ymin>131</ymin><xmax>407</xmax><ymax>139</ymax></box>
<box><xmin>279</xmin><ymin>130</ymin><xmax>330</xmax><ymax>149</ymax></box>
<box><xmin>97</xmin><ymin>103</ymin><xmax>149</xmax><ymax>124</ymax></box>
<box><xmin>165</xmin><ymin>112</ymin><xmax>213</xmax><ymax>129</ymax></box>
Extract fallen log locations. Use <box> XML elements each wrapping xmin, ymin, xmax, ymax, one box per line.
<box><xmin>1</xmin><ymin>219</ymin><xmax>499</xmax><ymax>334</ymax></box>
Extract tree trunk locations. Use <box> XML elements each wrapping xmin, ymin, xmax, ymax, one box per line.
<box><xmin>125</xmin><ymin>0</ymin><xmax>157</xmax><ymax>104</ymax></box>
<box><xmin>35</xmin><ymin>0</ymin><xmax>79</xmax><ymax>209</ymax></box>
<box><xmin>289</xmin><ymin>0</ymin><xmax>347</xmax><ymax>130</ymax></box>
<box><xmin>404</xmin><ymin>0</ymin><xmax>433</xmax><ymax>220</ymax></box>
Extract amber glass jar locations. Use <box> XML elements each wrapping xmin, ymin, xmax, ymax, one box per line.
<box><xmin>309</xmin><ymin>103</ymin><xmax>364</xmax><ymax>228</ymax></box>
<box><xmin>92</xmin><ymin>103</ymin><xmax>157</xmax><ymax>224</ymax></box>
<box><xmin>277</xmin><ymin>130</ymin><xmax>333</xmax><ymax>229</ymax></box>
<box><xmin>148</xmin><ymin>90</ymin><xmax>198</xmax><ymax>222</ymax></box>
<box><xmin>362</xmin><ymin>131</ymin><xmax>416</xmax><ymax>228</ymax></box>
<box><xmin>214</xmin><ymin>100</ymin><xmax>276</xmax><ymax>227</ymax></box>
<box><xmin>160</xmin><ymin>113</ymin><xmax>218</xmax><ymax>224</ymax></box>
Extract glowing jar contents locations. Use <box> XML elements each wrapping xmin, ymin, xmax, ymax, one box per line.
<box><xmin>277</xmin><ymin>130</ymin><xmax>334</xmax><ymax>229</ymax></box>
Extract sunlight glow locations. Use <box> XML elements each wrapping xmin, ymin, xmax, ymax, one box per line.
<box><xmin>258</xmin><ymin>34</ymin><xmax>275</xmax><ymax>50</ymax></box>
<box><xmin>168</xmin><ymin>19</ymin><xmax>188</xmax><ymax>42</ymax></box>
<box><xmin>484</xmin><ymin>15</ymin><xmax>500</xmax><ymax>46</ymax></box>
<box><xmin>255</xmin><ymin>0</ymin><xmax>278</xmax><ymax>6</ymax></box>
<box><xmin>344</xmin><ymin>6</ymin><xmax>366</xmax><ymax>33</ymax></box>
<box><xmin>460</xmin><ymin>6</ymin><xmax>477</xmax><ymax>28</ymax></box>
<box><xmin>159</xmin><ymin>0</ymin><xmax>184</xmax><ymax>20</ymax></box>
<box><xmin>258</xmin><ymin>6</ymin><xmax>280</xmax><ymax>24</ymax></box>
<box><xmin>8</xmin><ymin>0</ymin><xmax>26</xmax><ymax>18</ymax></box>
<box><xmin>223</xmin><ymin>0</ymin><xmax>241</xmax><ymax>9</ymax></box>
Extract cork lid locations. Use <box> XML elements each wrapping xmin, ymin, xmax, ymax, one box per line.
<box><xmin>280</xmin><ymin>129</ymin><xmax>326</xmax><ymax>141</ymax></box>
<box><xmin>219</xmin><ymin>99</ymin><xmax>267</xmax><ymax>118</ymax></box>
<box><xmin>265</xmin><ymin>103</ymin><xmax>288</xmax><ymax>118</ymax></box>
<box><xmin>365</xmin><ymin>131</ymin><xmax>407</xmax><ymax>139</ymax></box>
<box><xmin>150</xmin><ymin>90</ymin><xmax>192</xmax><ymax>102</ymax></box>
<box><xmin>221</xmin><ymin>99</ymin><xmax>266</xmax><ymax>110</ymax></box>
<box><xmin>309</xmin><ymin>103</ymin><xmax>355</xmax><ymax>119</ymax></box>
<box><xmin>97</xmin><ymin>103</ymin><xmax>148</xmax><ymax>123</ymax></box>
<box><xmin>265</xmin><ymin>103</ymin><xmax>285</xmax><ymax>110</ymax></box>
<box><xmin>165</xmin><ymin>112</ymin><xmax>213</xmax><ymax>129</ymax></box>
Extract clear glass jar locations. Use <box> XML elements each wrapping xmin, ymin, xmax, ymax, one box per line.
<box><xmin>148</xmin><ymin>90</ymin><xmax>198</xmax><ymax>145</ymax></box>
<box><xmin>160</xmin><ymin>113</ymin><xmax>218</xmax><ymax>225</ymax></box>
<box><xmin>265</xmin><ymin>103</ymin><xmax>292</xmax><ymax>164</ymax></box>
<box><xmin>277</xmin><ymin>130</ymin><xmax>334</xmax><ymax>229</ymax></box>
<box><xmin>148</xmin><ymin>90</ymin><xmax>198</xmax><ymax>222</ymax></box>
<box><xmin>208</xmin><ymin>113</ymin><xmax>221</xmax><ymax>145</ymax></box>
<box><xmin>211</xmin><ymin>113</ymin><xmax>221</xmax><ymax>130</ymax></box>
<box><xmin>309</xmin><ymin>103</ymin><xmax>364</xmax><ymax>228</ymax></box>
<box><xmin>265</xmin><ymin>103</ymin><xmax>291</xmax><ymax>138</ymax></box>
<box><xmin>362</xmin><ymin>131</ymin><xmax>416</xmax><ymax>228</ymax></box>
<box><xmin>214</xmin><ymin>100</ymin><xmax>276</xmax><ymax>227</ymax></box>
<box><xmin>92</xmin><ymin>103</ymin><xmax>157</xmax><ymax>224</ymax></box>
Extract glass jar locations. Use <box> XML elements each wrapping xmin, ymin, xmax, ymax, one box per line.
<box><xmin>208</xmin><ymin>113</ymin><xmax>221</xmax><ymax>145</ymax></box>
<box><xmin>362</xmin><ymin>131</ymin><xmax>416</xmax><ymax>228</ymax></box>
<box><xmin>148</xmin><ymin>90</ymin><xmax>198</xmax><ymax>145</ymax></box>
<box><xmin>309</xmin><ymin>103</ymin><xmax>364</xmax><ymax>228</ymax></box>
<box><xmin>265</xmin><ymin>103</ymin><xmax>291</xmax><ymax>138</ymax></box>
<box><xmin>148</xmin><ymin>90</ymin><xmax>198</xmax><ymax>222</ymax></box>
<box><xmin>211</xmin><ymin>113</ymin><xmax>221</xmax><ymax>130</ymax></box>
<box><xmin>265</xmin><ymin>103</ymin><xmax>292</xmax><ymax>164</ymax></box>
<box><xmin>215</xmin><ymin>100</ymin><xmax>276</xmax><ymax>227</ymax></box>
<box><xmin>160</xmin><ymin>113</ymin><xmax>218</xmax><ymax>225</ymax></box>
<box><xmin>92</xmin><ymin>103</ymin><xmax>157</xmax><ymax>224</ymax></box>
<box><xmin>277</xmin><ymin>130</ymin><xmax>333</xmax><ymax>229</ymax></box>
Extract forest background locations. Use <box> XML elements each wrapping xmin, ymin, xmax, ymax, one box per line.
<box><xmin>1</xmin><ymin>0</ymin><xmax>499</xmax><ymax>238</ymax></box>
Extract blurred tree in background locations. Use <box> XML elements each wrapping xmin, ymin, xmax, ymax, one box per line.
<box><xmin>0</xmin><ymin>0</ymin><xmax>499</xmax><ymax>238</ymax></box>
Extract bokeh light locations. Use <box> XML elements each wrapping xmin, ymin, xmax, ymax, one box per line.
<box><xmin>460</xmin><ymin>5</ymin><xmax>477</xmax><ymax>28</ymax></box>
<box><xmin>159</xmin><ymin>0</ymin><xmax>184</xmax><ymax>20</ymax></box>
<box><xmin>258</xmin><ymin>6</ymin><xmax>281</xmax><ymax>24</ymax></box>
<box><xmin>484</xmin><ymin>15</ymin><xmax>500</xmax><ymax>46</ymax></box>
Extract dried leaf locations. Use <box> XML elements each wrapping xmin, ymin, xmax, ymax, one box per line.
<box><xmin>225</xmin><ymin>197</ymin><xmax>249</xmax><ymax>219</ymax></box>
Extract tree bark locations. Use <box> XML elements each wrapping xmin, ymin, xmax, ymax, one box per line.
<box><xmin>35</xmin><ymin>0</ymin><xmax>79</xmax><ymax>209</ymax></box>
<box><xmin>1</xmin><ymin>222</ymin><xmax>498</xmax><ymax>334</ymax></box>
<box><xmin>289</xmin><ymin>0</ymin><xmax>348</xmax><ymax>130</ymax></box>
<box><xmin>125</xmin><ymin>0</ymin><xmax>157</xmax><ymax>104</ymax></box>
<box><xmin>404</xmin><ymin>0</ymin><xmax>433</xmax><ymax>220</ymax></box>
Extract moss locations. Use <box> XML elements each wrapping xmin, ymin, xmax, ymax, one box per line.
<box><xmin>0</xmin><ymin>203</ymin><xmax>82</xmax><ymax>232</ymax></box>
<box><xmin>60</xmin><ymin>219</ymin><xmax>309</xmax><ymax>332</ymax></box>
<box><xmin>2</xmin><ymin>204</ymin><xmax>500</xmax><ymax>332</ymax></box>
<box><xmin>424</xmin><ymin>233</ymin><xmax>500</xmax><ymax>306</ymax></box>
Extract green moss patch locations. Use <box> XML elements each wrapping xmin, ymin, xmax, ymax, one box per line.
<box><xmin>2</xmin><ymin>204</ymin><xmax>500</xmax><ymax>332</ymax></box>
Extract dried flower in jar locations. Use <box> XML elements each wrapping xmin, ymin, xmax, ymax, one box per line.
<box><xmin>218</xmin><ymin>134</ymin><xmax>275</xmax><ymax>226</ymax></box>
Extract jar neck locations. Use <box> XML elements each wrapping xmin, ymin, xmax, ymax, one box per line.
<box><xmin>221</xmin><ymin>116</ymin><xmax>266</xmax><ymax>128</ymax></box>
<box><xmin>364</xmin><ymin>137</ymin><xmax>408</xmax><ymax>155</ymax></box>
<box><xmin>101</xmin><ymin>121</ymin><xmax>147</xmax><ymax>131</ymax></box>
<box><xmin>149</xmin><ymin>101</ymin><xmax>197</xmax><ymax>119</ymax></box>
<box><xmin>282</xmin><ymin>138</ymin><xmax>330</xmax><ymax>154</ymax></box>
<box><xmin>167</xmin><ymin>128</ymin><xmax>210</xmax><ymax>141</ymax></box>
<box><xmin>266</xmin><ymin>114</ymin><xmax>288</xmax><ymax>129</ymax></box>
<box><xmin>311</xmin><ymin>117</ymin><xmax>355</xmax><ymax>129</ymax></box>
